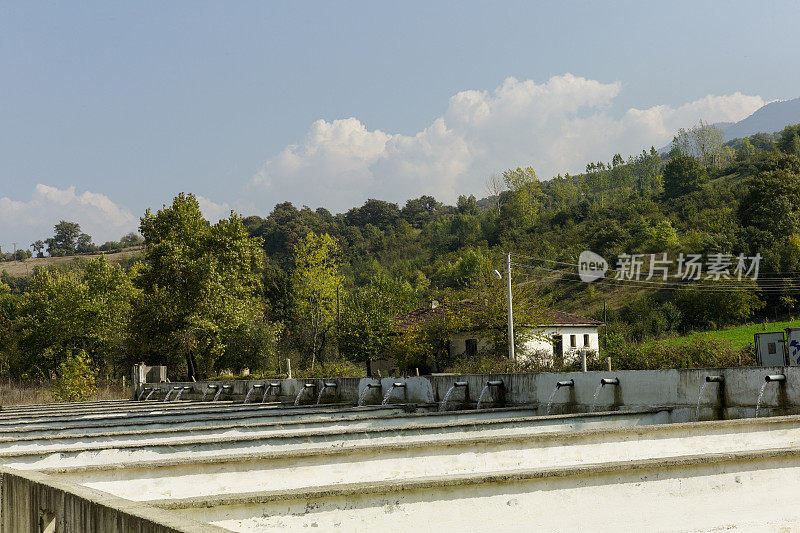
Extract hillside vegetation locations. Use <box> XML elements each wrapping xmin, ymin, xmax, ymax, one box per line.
<box><xmin>3</xmin><ymin>121</ymin><xmax>800</xmax><ymax>383</ymax></box>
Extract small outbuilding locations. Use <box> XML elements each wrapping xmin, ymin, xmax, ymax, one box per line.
<box><xmin>395</xmin><ymin>300</ymin><xmax>604</xmax><ymax>365</ymax></box>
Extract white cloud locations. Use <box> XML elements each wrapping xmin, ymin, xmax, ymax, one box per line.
<box><xmin>195</xmin><ymin>195</ymin><xmax>232</xmax><ymax>223</ymax></box>
<box><xmin>0</xmin><ymin>184</ymin><xmax>137</xmax><ymax>247</ymax></box>
<box><xmin>251</xmin><ymin>74</ymin><xmax>764</xmax><ymax>211</ymax></box>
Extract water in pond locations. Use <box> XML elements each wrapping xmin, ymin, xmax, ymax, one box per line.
<box><xmin>213</xmin><ymin>387</ymin><xmax>225</xmax><ymax>402</ymax></box>
<box><xmin>755</xmin><ymin>381</ymin><xmax>769</xmax><ymax>418</ymax></box>
<box><xmin>357</xmin><ymin>385</ymin><xmax>372</xmax><ymax>407</ymax></box>
<box><xmin>589</xmin><ymin>383</ymin><xmax>604</xmax><ymax>413</ymax></box>
<box><xmin>545</xmin><ymin>384</ymin><xmax>560</xmax><ymax>415</ymax></box>
<box><xmin>475</xmin><ymin>385</ymin><xmax>490</xmax><ymax>410</ymax></box>
<box><xmin>439</xmin><ymin>385</ymin><xmax>457</xmax><ymax>412</ymax></box>
<box><xmin>695</xmin><ymin>382</ymin><xmax>709</xmax><ymax>421</ymax></box>
<box><xmin>381</xmin><ymin>384</ymin><xmax>397</xmax><ymax>405</ymax></box>
<box><xmin>243</xmin><ymin>386</ymin><xmax>256</xmax><ymax>404</ymax></box>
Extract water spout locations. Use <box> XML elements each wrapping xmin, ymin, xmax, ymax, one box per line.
<box><xmin>439</xmin><ymin>382</ymin><xmax>468</xmax><ymax>412</ymax></box>
<box><xmin>213</xmin><ymin>385</ymin><xmax>232</xmax><ymax>402</ymax></box>
<box><xmin>590</xmin><ymin>377</ymin><xmax>619</xmax><ymax>412</ymax></box>
<box><xmin>163</xmin><ymin>386</ymin><xmax>181</xmax><ymax>402</ymax></box>
<box><xmin>137</xmin><ymin>387</ymin><xmax>150</xmax><ymax>401</ymax></box>
<box><xmin>756</xmin><ymin>374</ymin><xmax>786</xmax><ymax>417</ymax></box>
<box><xmin>545</xmin><ymin>379</ymin><xmax>574</xmax><ymax>415</ymax></box>
<box><xmin>294</xmin><ymin>383</ymin><xmax>317</xmax><ymax>406</ymax></box>
<box><xmin>695</xmin><ymin>376</ymin><xmax>724</xmax><ymax>422</ymax></box>
<box><xmin>243</xmin><ymin>384</ymin><xmax>265</xmax><ymax>404</ymax></box>
<box><xmin>261</xmin><ymin>382</ymin><xmax>280</xmax><ymax>403</ymax></box>
<box><xmin>475</xmin><ymin>380</ymin><xmax>504</xmax><ymax>410</ymax></box>
<box><xmin>381</xmin><ymin>382</ymin><xmax>406</xmax><ymax>405</ymax></box>
<box><xmin>358</xmin><ymin>382</ymin><xmax>381</xmax><ymax>407</ymax></box>
<box><xmin>144</xmin><ymin>388</ymin><xmax>157</xmax><ymax>401</ymax></box>
<box><xmin>173</xmin><ymin>386</ymin><xmax>191</xmax><ymax>401</ymax></box>
<box><xmin>201</xmin><ymin>385</ymin><xmax>218</xmax><ymax>402</ymax></box>
<box><xmin>316</xmin><ymin>382</ymin><xmax>338</xmax><ymax>405</ymax></box>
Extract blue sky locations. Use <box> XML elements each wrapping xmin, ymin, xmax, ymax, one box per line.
<box><xmin>2</xmin><ymin>0</ymin><xmax>799</xmax><ymax>248</ymax></box>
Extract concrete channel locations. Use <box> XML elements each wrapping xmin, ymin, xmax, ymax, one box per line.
<box><xmin>3</xmin><ymin>367</ymin><xmax>800</xmax><ymax>532</ymax></box>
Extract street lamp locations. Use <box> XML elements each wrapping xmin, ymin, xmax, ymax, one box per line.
<box><xmin>492</xmin><ymin>254</ymin><xmax>515</xmax><ymax>365</ymax></box>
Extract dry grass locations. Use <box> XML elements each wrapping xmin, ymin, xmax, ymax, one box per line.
<box><xmin>0</xmin><ymin>248</ymin><xmax>142</xmax><ymax>278</ymax></box>
<box><xmin>0</xmin><ymin>379</ymin><xmax>127</xmax><ymax>406</ymax></box>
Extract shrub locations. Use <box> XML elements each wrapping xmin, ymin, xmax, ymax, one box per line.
<box><xmin>52</xmin><ymin>350</ymin><xmax>98</xmax><ymax>402</ymax></box>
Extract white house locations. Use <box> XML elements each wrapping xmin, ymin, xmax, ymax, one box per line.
<box><xmin>396</xmin><ymin>301</ymin><xmax>603</xmax><ymax>366</ymax></box>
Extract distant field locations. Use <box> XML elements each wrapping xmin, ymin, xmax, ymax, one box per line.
<box><xmin>0</xmin><ymin>247</ymin><xmax>142</xmax><ymax>277</ymax></box>
<box><xmin>652</xmin><ymin>320</ymin><xmax>800</xmax><ymax>349</ymax></box>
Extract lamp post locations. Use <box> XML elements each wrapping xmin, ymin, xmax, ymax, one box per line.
<box><xmin>493</xmin><ymin>252</ymin><xmax>515</xmax><ymax>367</ymax></box>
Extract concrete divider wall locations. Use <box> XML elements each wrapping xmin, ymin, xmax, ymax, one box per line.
<box><xmin>0</xmin><ymin>467</ymin><xmax>224</xmax><ymax>533</ymax></box>
<box><xmin>155</xmin><ymin>366</ymin><xmax>800</xmax><ymax>422</ymax></box>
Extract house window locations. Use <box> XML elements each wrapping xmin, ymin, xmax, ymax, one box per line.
<box><xmin>465</xmin><ymin>339</ymin><xmax>478</xmax><ymax>356</ymax></box>
<box><xmin>570</xmin><ymin>335</ymin><xmax>576</xmax><ymax>348</ymax></box>
<box><xmin>584</xmin><ymin>334</ymin><xmax>590</xmax><ymax>347</ymax></box>
<box><xmin>768</xmin><ymin>342</ymin><xmax>777</xmax><ymax>354</ymax></box>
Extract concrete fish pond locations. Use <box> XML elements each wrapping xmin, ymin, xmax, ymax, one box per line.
<box><xmin>3</xmin><ymin>367</ymin><xmax>800</xmax><ymax>531</ymax></box>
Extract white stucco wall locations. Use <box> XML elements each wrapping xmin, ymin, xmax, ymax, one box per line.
<box><xmin>448</xmin><ymin>326</ymin><xmax>600</xmax><ymax>362</ymax></box>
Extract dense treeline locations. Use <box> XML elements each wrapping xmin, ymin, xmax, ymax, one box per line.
<box><xmin>2</xmin><ymin>122</ymin><xmax>800</xmax><ymax>383</ymax></box>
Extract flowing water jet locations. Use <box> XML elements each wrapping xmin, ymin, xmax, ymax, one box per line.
<box><xmin>261</xmin><ymin>382</ymin><xmax>280</xmax><ymax>403</ymax></box>
<box><xmin>213</xmin><ymin>385</ymin><xmax>232</xmax><ymax>402</ymax></box>
<box><xmin>316</xmin><ymin>382</ymin><xmax>337</xmax><ymax>405</ymax></box>
<box><xmin>590</xmin><ymin>378</ymin><xmax>619</xmax><ymax>413</ymax></box>
<box><xmin>162</xmin><ymin>387</ymin><xmax>180</xmax><ymax>402</ymax></box>
<box><xmin>294</xmin><ymin>383</ymin><xmax>316</xmax><ymax>406</ymax></box>
<box><xmin>243</xmin><ymin>384</ymin><xmax>264</xmax><ymax>404</ymax></box>
<box><xmin>173</xmin><ymin>386</ymin><xmax>191</xmax><ymax>401</ymax></box>
<box><xmin>439</xmin><ymin>381</ymin><xmax>468</xmax><ymax>412</ymax></box>
<box><xmin>382</xmin><ymin>382</ymin><xmax>406</xmax><ymax>405</ymax></box>
<box><xmin>696</xmin><ymin>376</ymin><xmax>724</xmax><ymax>421</ymax></box>
<box><xmin>476</xmin><ymin>380</ymin><xmax>504</xmax><ymax>410</ymax></box>
<box><xmin>200</xmin><ymin>385</ymin><xmax>218</xmax><ymax>402</ymax></box>
<box><xmin>358</xmin><ymin>383</ymin><xmax>381</xmax><ymax>407</ymax></box>
<box><xmin>545</xmin><ymin>379</ymin><xmax>574</xmax><ymax>415</ymax></box>
<box><xmin>755</xmin><ymin>374</ymin><xmax>786</xmax><ymax>418</ymax></box>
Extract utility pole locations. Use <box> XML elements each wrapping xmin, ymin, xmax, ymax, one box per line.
<box><xmin>506</xmin><ymin>252</ymin><xmax>515</xmax><ymax>366</ymax></box>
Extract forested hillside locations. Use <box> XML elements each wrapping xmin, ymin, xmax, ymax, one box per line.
<box><xmin>3</xmin><ymin>122</ymin><xmax>800</xmax><ymax>383</ymax></box>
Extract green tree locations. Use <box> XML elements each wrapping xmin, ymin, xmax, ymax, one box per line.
<box><xmin>15</xmin><ymin>256</ymin><xmax>135</xmax><ymax>377</ymax></box>
<box><xmin>52</xmin><ymin>350</ymin><xmax>98</xmax><ymax>402</ymax></box>
<box><xmin>663</xmin><ymin>152</ymin><xmax>708</xmax><ymax>198</ymax></box>
<box><xmin>777</xmin><ymin>124</ymin><xmax>800</xmax><ymax>157</ymax></box>
<box><xmin>131</xmin><ymin>193</ymin><xmax>265</xmax><ymax>378</ymax></box>
<box><xmin>338</xmin><ymin>282</ymin><xmax>398</xmax><ymax>374</ymax></box>
<box><xmin>45</xmin><ymin>221</ymin><xmax>83</xmax><ymax>256</ymax></box>
<box><xmin>291</xmin><ymin>231</ymin><xmax>342</xmax><ymax>370</ymax></box>
<box><xmin>503</xmin><ymin>166</ymin><xmax>541</xmax><ymax>223</ymax></box>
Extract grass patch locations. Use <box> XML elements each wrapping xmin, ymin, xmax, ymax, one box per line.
<box><xmin>648</xmin><ymin>319</ymin><xmax>800</xmax><ymax>350</ymax></box>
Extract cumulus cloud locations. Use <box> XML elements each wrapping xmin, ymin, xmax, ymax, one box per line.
<box><xmin>0</xmin><ymin>184</ymin><xmax>137</xmax><ymax>246</ymax></box>
<box><xmin>195</xmin><ymin>195</ymin><xmax>232</xmax><ymax>223</ymax></box>
<box><xmin>251</xmin><ymin>74</ymin><xmax>764</xmax><ymax>211</ymax></box>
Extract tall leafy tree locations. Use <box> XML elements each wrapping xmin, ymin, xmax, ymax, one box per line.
<box><xmin>45</xmin><ymin>221</ymin><xmax>83</xmax><ymax>256</ymax></box>
<box><xmin>131</xmin><ymin>193</ymin><xmax>265</xmax><ymax>378</ymax></box>
<box><xmin>15</xmin><ymin>257</ymin><xmax>135</xmax><ymax>377</ymax></box>
<box><xmin>291</xmin><ymin>231</ymin><xmax>342</xmax><ymax>370</ymax></box>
